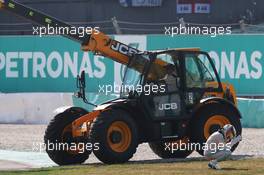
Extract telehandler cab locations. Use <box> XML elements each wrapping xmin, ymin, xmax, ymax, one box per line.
<box><xmin>0</xmin><ymin>0</ymin><xmax>242</xmax><ymax>165</ymax></box>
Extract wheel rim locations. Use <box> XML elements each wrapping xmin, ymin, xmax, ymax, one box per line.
<box><xmin>107</xmin><ymin>121</ymin><xmax>132</xmax><ymax>153</ymax></box>
<box><xmin>204</xmin><ymin>115</ymin><xmax>230</xmax><ymax>139</ymax></box>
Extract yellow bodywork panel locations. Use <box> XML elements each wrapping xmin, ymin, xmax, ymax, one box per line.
<box><xmin>204</xmin><ymin>82</ymin><xmax>237</xmax><ymax>105</ymax></box>
<box><xmin>81</xmin><ymin>31</ymin><xmax>130</xmax><ymax>65</ymax></box>
<box><xmin>71</xmin><ymin>110</ymin><xmax>101</xmax><ymax>137</ymax></box>
<box><xmin>221</xmin><ymin>82</ymin><xmax>237</xmax><ymax>105</ymax></box>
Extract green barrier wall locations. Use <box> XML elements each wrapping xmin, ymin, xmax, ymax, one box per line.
<box><xmin>0</xmin><ymin>36</ymin><xmax>115</xmax><ymax>93</ymax></box>
<box><xmin>1</xmin><ymin>35</ymin><xmax>264</xmax><ymax>96</ymax></box>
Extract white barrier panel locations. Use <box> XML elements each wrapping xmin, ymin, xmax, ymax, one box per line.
<box><xmin>0</xmin><ymin>93</ymin><xmax>73</xmax><ymax>124</ymax></box>
<box><xmin>1</xmin><ymin>93</ymin><xmax>264</xmax><ymax>128</ymax></box>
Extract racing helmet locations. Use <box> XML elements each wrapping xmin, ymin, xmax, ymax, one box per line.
<box><xmin>222</xmin><ymin>124</ymin><xmax>236</xmax><ymax>141</ymax></box>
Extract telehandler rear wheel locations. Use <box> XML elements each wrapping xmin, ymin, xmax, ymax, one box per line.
<box><xmin>44</xmin><ymin>107</ymin><xmax>91</xmax><ymax>165</ymax></box>
<box><xmin>90</xmin><ymin>109</ymin><xmax>138</xmax><ymax>164</ymax></box>
<box><xmin>149</xmin><ymin>137</ymin><xmax>193</xmax><ymax>159</ymax></box>
<box><xmin>190</xmin><ymin>103</ymin><xmax>242</xmax><ymax>155</ymax></box>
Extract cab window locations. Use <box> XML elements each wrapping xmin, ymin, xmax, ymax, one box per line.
<box><xmin>185</xmin><ymin>53</ymin><xmax>219</xmax><ymax>89</ymax></box>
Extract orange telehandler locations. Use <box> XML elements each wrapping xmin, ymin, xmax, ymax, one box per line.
<box><xmin>1</xmin><ymin>0</ymin><xmax>242</xmax><ymax>165</ymax></box>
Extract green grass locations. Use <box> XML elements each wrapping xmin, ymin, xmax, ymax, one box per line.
<box><xmin>1</xmin><ymin>158</ymin><xmax>264</xmax><ymax>175</ymax></box>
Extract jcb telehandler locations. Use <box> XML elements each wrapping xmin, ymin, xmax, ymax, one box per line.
<box><xmin>1</xmin><ymin>0</ymin><xmax>242</xmax><ymax>165</ymax></box>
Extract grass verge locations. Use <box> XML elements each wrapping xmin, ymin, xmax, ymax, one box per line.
<box><xmin>0</xmin><ymin>158</ymin><xmax>263</xmax><ymax>175</ymax></box>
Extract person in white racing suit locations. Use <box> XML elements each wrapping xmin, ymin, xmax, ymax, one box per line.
<box><xmin>204</xmin><ymin>124</ymin><xmax>242</xmax><ymax>170</ymax></box>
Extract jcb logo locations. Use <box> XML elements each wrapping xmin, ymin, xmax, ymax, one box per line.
<box><xmin>110</xmin><ymin>41</ymin><xmax>138</xmax><ymax>56</ymax></box>
<box><xmin>159</xmin><ymin>103</ymin><xmax>178</xmax><ymax>110</ymax></box>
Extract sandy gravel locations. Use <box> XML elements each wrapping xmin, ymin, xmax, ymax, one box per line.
<box><xmin>0</xmin><ymin>124</ymin><xmax>263</xmax><ymax>161</ymax></box>
<box><xmin>0</xmin><ymin>124</ymin><xmax>46</xmax><ymax>152</ymax></box>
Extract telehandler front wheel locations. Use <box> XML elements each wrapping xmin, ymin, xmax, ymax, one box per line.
<box><xmin>44</xmin><ymin>107</ymin><xmax>91</xmax><ymax>165</ymax></box>
<box><xmin>190</xmin><ymin>103</ymin><xmax>242</xmax><ymax>155</ymax></box>
<box><xmin>90</xmin><ymin>109</ymin><xmax>138</xmax><ymax>164</ymax></box>
<box><xmin>149</xmin><ymin>137</ymin><xmax>193</xmax><ymax>159</ymax></box>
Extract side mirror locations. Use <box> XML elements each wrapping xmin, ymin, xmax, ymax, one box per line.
<box><xmin>75</xmin><ymin>70</ymin><xmax>97</xmax><ymax>107</ymax></box>
<box><xmin>76</xmin><ymin>70</ymin><xmax>86</xmax><ymax>98</ymax></box>
<box><xmin>77</xmin><ymin>70</ymin><xmax>86</xmax><ymax>88</ymax></box>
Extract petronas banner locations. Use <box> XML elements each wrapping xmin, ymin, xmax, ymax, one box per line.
<box><xmin>0</xmin><ymin>35</ymin><xmax>263</xmax><ymax>96</ymax></box>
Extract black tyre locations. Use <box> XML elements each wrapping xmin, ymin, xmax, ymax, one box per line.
<box><xmin>90</xmin><ymin>109</ymin><xmax>138</xmax><ymax>164</ymax></box>
<box><xmin>190</xmin><ymin>103</ymin><xmax>242</xmax><ymax>155</ymax></box>
<box><xmin>149</xmin><ymin>137</ymin><xmax>193</xmax><ymax>159</ymax></box>
<box><xmin>44</xmin><ymin>107</ymin><xmax>91</xmax><ymax>165</ymax></box>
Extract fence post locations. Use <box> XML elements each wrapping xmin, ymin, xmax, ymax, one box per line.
<box><xmin>239</xmin><ymin>19</ymin><xmax>246</xmax><ymax>33</ymax></box>
<box><xmin>112</xmin><ymin>16</ymin><xmax>122</xmax><ymax>34</ymax></box>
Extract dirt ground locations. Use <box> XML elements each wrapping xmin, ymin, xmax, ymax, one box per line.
<box><xmin>0</xmin><ymin>124</ymin><xmax>263</xmax><ymax>160</ymax></box>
